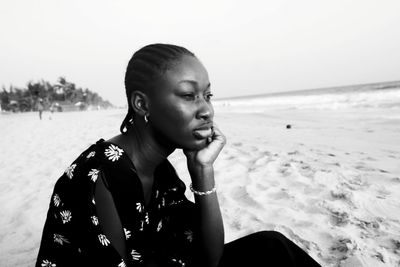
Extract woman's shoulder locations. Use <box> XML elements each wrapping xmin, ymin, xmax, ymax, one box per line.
<box><xmin>65</xmin><ymin>138</ymin><xmax>132</xmax><ymax>173</ymax></box>
<box><xmin>54</xmin><ymin>139</ymin><xmax>127</xmax><ymax>183</ymax></box>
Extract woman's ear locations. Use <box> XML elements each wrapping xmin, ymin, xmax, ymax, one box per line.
<box><xmin>130</xmin><ymin>91</ymin><xmax>149</xmax><ymax>116</ymax></box>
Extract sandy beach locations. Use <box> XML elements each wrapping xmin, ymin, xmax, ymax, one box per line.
<box><xmin>1</xmin><ymin>90</ymin><xmax>400</xmax><ymax>266</ymax></box>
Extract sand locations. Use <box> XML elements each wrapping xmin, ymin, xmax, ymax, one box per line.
<box><xmin>0</xmin><ymin>103</ymin><xmax>399</xmax><ymax>266</ymax></box>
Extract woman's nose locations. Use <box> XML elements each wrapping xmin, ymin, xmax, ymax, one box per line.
<box><xmin>196</xmin><ymin>98</ymin><xmax>213</xmax><ymax>120</ymax></box>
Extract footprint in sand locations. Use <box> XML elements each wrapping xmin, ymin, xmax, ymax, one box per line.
<box><xmin>232</xmin><ymin>142</ymin><xmax>242</xmax><ymax>147</ymax></box>
<box><xmin>227</xmin><ymin>208</ymin><xmax>262</xmax><ymax>232</ymax></box>
<box><xmin>354</xmin><ymin>164</ymin><xmax>376</xmax><ymax>172</ymax></box>
<box><xmin>230</xmin><ymin>186</ymin><xmax>263</xmax><ymax>209</ymax></box>
<box><xmin>330</xmin><ymin>162</ymin><xmax>341</xmax><ymax>167</ymax></box>
<box><xmin>253</xmin><ymin>155</ymin><xmax>274</xmax><ymax>168</ymax></box>
<box><xmin>319</xmin><ymin>201</ymin><xmax>350</xmax><ymax>226</ymax></box>
<box><xmin>390</xmin><ymin>177</ymin><xmax>400</xmax><ymax>183</ymax></box>
<box><xmin>329</xmin><ymin>210</ymin><xmax>350</xmax><ymax>226</ymax></box>
<box><xmin>330</xmin><ymin>237</ymin><xmax>357</xmax><ymax>260</ymax></box>
<box><xmin>341</xmin><ymin>177</ymin><xmax>369</xmax><ymax>191</ymax></box>
<box><xmin>354</xmin><ymin>217</ymin><xmax>380</xmax><ymax>232</ymax></box>
<box><xmin>287</xmin><ymin>150</ymin><xmax>300</xmax><ymax>156</ymax></box>
<box><xmin>291</xmin><ymin>161</ymin><xmax>316</xmax><ymax>178</ymax></box>
<box><xmin>374</xmin><ymin>185</ymin><xmax>391</xmax><ymax>199</ymax></box>
<box><xmin>390</xmin><ymin>239</ymin><xmax>400</xmax><ymax>253</ymax></box>
<box><xmin>330</xmin><ymin>187</ymin><xmax>356</xmax><ymax>208</ymax></box>
<box><xmin>278</xmin><ymin>162</ymin><xmax>292</xmax><ymax>176</ymax></box>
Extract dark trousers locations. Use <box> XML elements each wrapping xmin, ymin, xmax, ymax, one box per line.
<box><xmin>218</xmin><ymin>231</ymin><xmax>321</xmax><ymax>267</ymax></box>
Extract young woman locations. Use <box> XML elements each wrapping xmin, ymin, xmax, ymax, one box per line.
<box><xmin>36</xmin><ymin>44</ymin><xmax>321</xmax><ymax>267</ymax></box>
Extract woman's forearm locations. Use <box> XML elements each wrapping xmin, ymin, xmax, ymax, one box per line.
<box><xmin>190</xmin><ymin>165</ymin><xmax>224</xmax><ymax>267</ymax></box>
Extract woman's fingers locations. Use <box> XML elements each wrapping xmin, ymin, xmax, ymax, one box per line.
<box><xmin>210</xmin><ymin>123</ymin><xmax>226</xmax><ymax>147</ymax></box>
<box><xmin>184</xmin><ymin>122</ymin><xmax>226</xmax><ymax>167</ymax></box>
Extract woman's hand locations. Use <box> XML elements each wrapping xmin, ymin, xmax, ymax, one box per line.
<box><xmin>184</xmin><ymin>124</ymin><xmax>226</xmax><ymax>172</ymax></box>
<box><xmin>183</xmin><ymin>124</ymin><xmax>226</xmax><ymax>267</ymax></box>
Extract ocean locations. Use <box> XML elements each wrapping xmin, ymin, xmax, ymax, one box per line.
<box><xmin>214</xmin><ymin>81</ymin><xmax>400</xmax><ymax>111</ymax></box>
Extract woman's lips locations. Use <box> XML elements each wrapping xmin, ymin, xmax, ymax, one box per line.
<box><xmin>193</xmin><ymin>128</ymin><xmax>212</xmax><ymax>139</ymax></box>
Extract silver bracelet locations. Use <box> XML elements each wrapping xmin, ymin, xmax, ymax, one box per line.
<box><xmin>189</xmin><ymin>183</ymin><xmax>217</xmax><ymax>196</ymax></box>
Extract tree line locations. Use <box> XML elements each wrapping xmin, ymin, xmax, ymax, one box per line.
<box><xmin>1</xmin><ymin>77</ymin><xmax>113</xmax><ymax>112</ymax></box>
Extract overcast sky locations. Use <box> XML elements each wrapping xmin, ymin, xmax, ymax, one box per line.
<box><xmin>1</xmin><ymin>0</ymin><xmax>399</xmax><ymax>106</ymax></box>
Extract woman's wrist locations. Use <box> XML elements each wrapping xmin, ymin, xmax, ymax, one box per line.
<box><xmin>190</xmin><ymin>183</ymin><xmax>217</xmax><ymax>196</ymax></box>
<box><xmin>188</xmin><ymin>163</ymin><xmax>213</xmax><ymax>178</ymax></box>
<box><xmin>189</xmin><ymin>165</ymin><xmax>215</xmax><ymax>192</ymax></box>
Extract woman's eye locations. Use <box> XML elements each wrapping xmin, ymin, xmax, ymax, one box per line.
<box><xmin>182</xmin><ymin>94</ymin><xmax>195</xmax><ymax>100</ymax></box>
<box><xmin>205</xmin><ymin>93</ymin><xmax>213</xmax><ymax>101</ymax></box>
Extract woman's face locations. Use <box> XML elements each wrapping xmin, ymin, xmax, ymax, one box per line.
<box><xmin>147</xmin><ymin>55</ymin><xmax>214</xmax><ymax>150</ymax></box>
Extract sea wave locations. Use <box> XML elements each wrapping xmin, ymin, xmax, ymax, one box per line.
<box><xmin>215</xmin><ymin>87</ymin><xmax>400</xmax><ymax>111</ymax></box>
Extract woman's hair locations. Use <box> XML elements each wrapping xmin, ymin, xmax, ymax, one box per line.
<box><xmin>120</xmin><ymin>43</ymin><xmax>195</xmax><ymax>133</ymax></box>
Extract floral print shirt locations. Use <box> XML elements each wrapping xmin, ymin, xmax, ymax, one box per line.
<box><xmin>36</xmin><ymin>139</ymin><xmax>198</xmax><ymax>267</ymax></box>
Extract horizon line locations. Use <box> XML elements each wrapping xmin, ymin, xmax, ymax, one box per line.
<box><xmin>214</xmin><ymin>79</ymin><xmax>400</xmax><ymax>101</ymax></box>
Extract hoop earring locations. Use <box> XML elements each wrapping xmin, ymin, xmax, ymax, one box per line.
<box><xmin>144</xmin><ymin>115</ymin><xmax>148</xmax><ymax>124</ymax></box>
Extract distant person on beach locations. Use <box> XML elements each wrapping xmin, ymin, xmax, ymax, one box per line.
<box><xmin>49</xmin><ymin>102</ymin><xmax>56</xmax><ymax>120</ymax></box>
<box><xmin>36</xmin><ymin>44</ymin><xmax>321</xmax><ymax>267</ymax></box>
<box><xmin>37</xmin><ymin>98</ymin><xmax>44</xmax><ymax>120</ymax></box>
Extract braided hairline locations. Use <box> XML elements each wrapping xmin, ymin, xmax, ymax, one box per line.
<box><xmin>120</xmin><ymin>43</ymin><xmax>195</xmax><ymax>133</ymax></box>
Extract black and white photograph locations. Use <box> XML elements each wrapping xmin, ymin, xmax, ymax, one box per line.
<box><xmin>1</xmin><ymin>1</ymin><xmax>399</xmax><ymax>266</ymax></box>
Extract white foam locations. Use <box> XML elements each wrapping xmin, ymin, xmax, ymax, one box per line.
<box><xmin>214</xmin><ymin>88</ymin><xmax>400</xmax><ymax>111</ymax></box>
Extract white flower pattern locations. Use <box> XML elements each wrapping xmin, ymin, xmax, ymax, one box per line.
<box><xmin>91</xmin><ymin>215</ymin><xmax>99</xmax><ymax>226</ymax></box>
<box><xmin>86</xmin><ymin>151</ymin><xmax>96</xmax><ymax>158</ymax></box>
<box><xmin>171</xmin><ymin>258</ymin><xmax>186</xmax><ymax>267</ymax></box>
<box><xmin>60</xmin><ymin>210</ymin><xmax>72</xmax><ymax>224</ymax></box>
<box><xmin>88</xmin><ymin>169</ymin><xmax>99</xmax><ymax>182</ymax></box>
<box><xmin>184</xmin><ymin>230</ymin><xmax>193</xmax><ymax>242</ymax></box>
<box><xmin>53</xmin><ymin>233</ymin><xmax>70</xmax><ymax>245</ymax></box>
<box><xmin>131</xmin><ymin>249</ymin><xmax>142</xmax><ymax>261</ymax></box>
<box><xmin>157</xmin><ymin>220</ymin><xmax>163</xmax><ymax>232</ymax></box>
<box><xmin>136</xmin><ymin>202</ymin><xmax>143</xmax><ymax>213</ymax></box>
<box><xmin>53</xmin><ymin>194</ymin><xmax>61</xmax><ymax>207</ymax></box>
<box><xmin>98</xmin><ymin>234</ymin><xmax>110</xmax><ymax>246</ymax></box>
<box><xmin>65</xmin><ymin>163</ymin><xmax>77</xmax><ymax>179</ymax></box>
<box><xmin>124</xmin><ymin>228</ymin><xmax>131</xmax><ymax>240</ymax></box>
<box><xmin>104</xmin><ymin>144</ymin><xmax>123</xmax><ymax>162</ymax></box>
<box><xmin>41</xmin><ymin>259</ymin><xmax>56</xmax><ymax>267</ymax></box>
